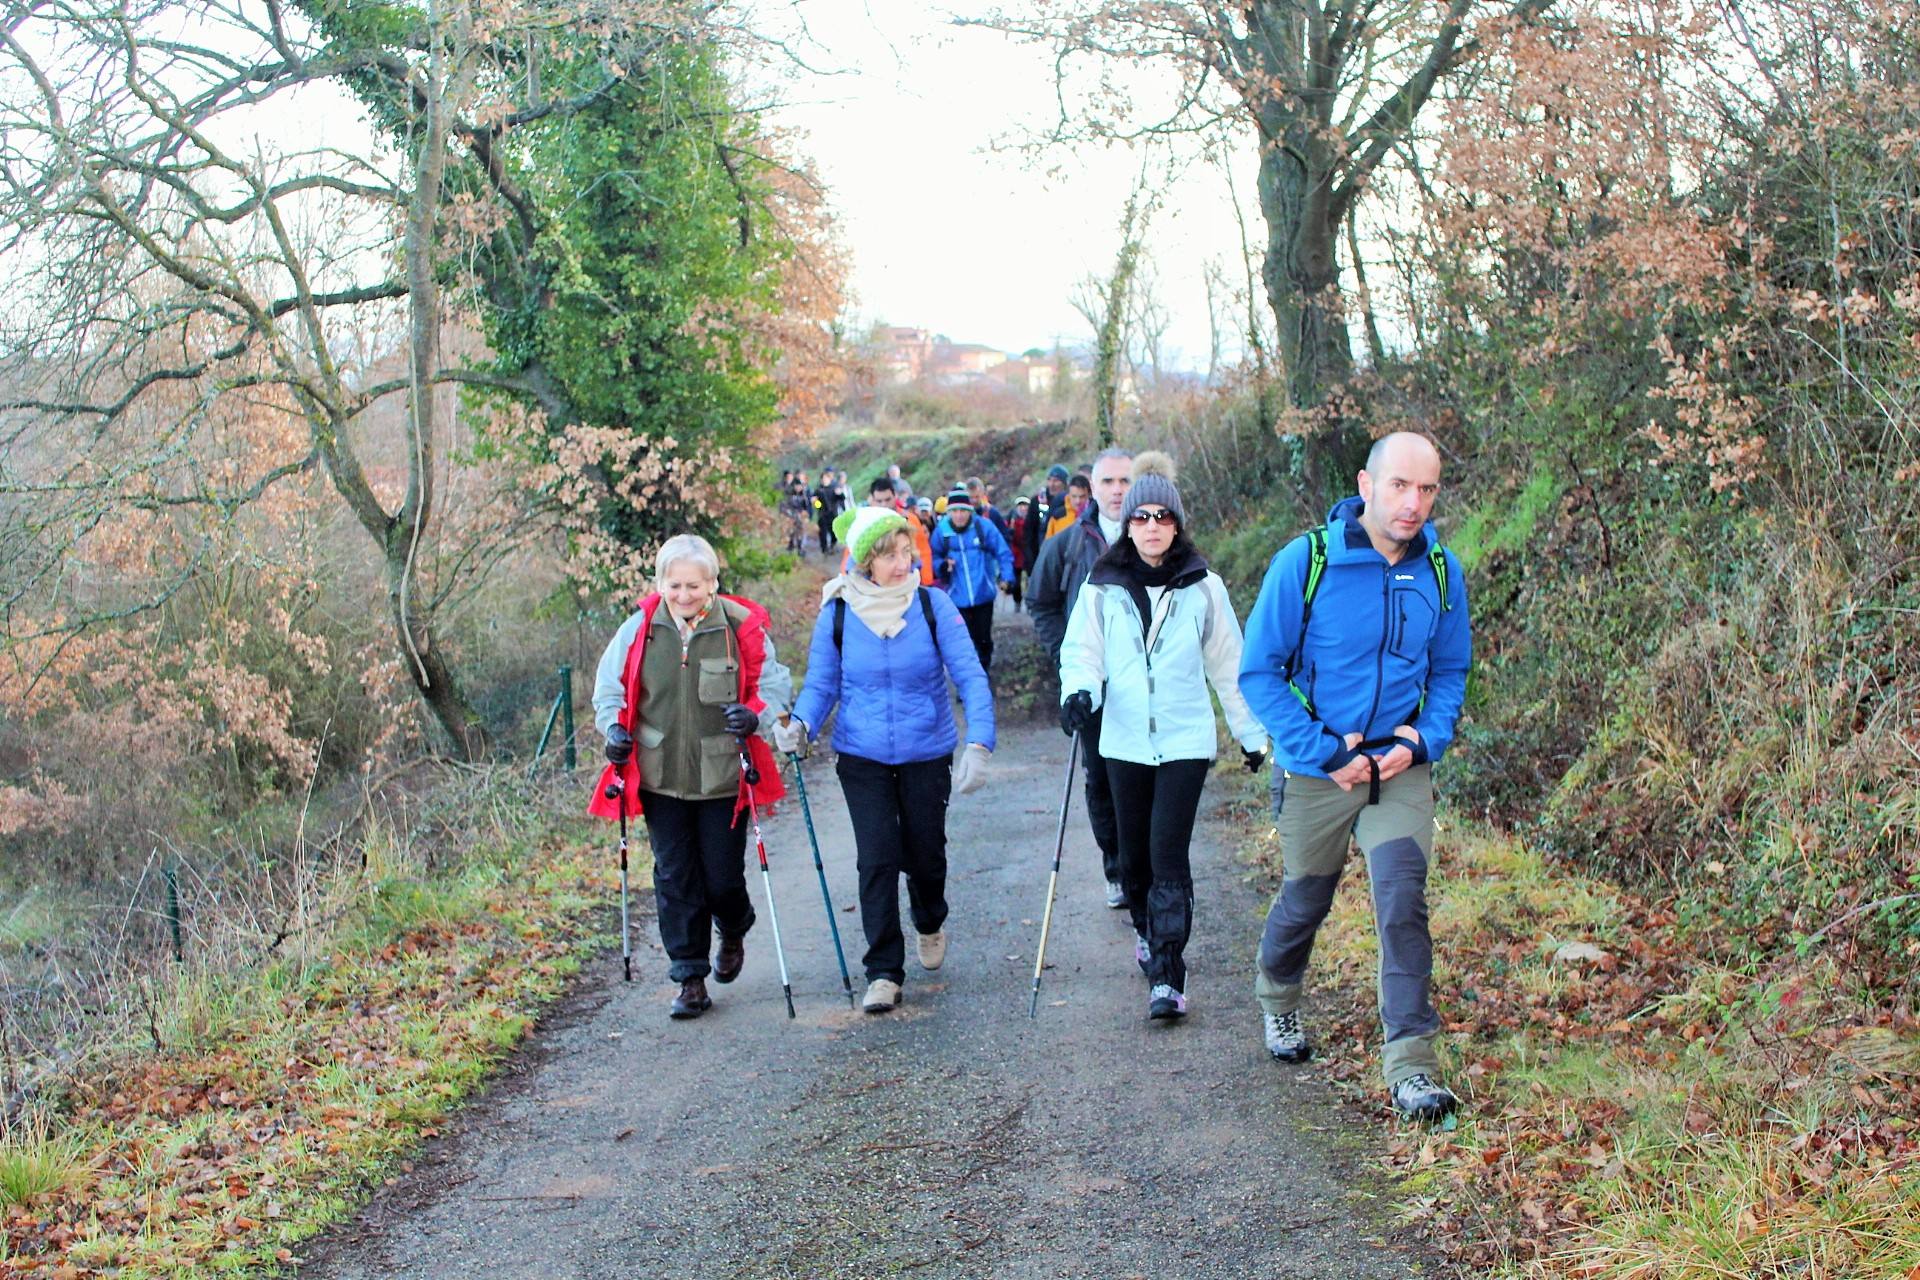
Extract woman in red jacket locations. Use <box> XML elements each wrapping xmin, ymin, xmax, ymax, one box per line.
<box><xmin>1008</xmin><ymin>496</ymin><xmax>1030</xmax><ymax>611</ymax></box>
<box><xmin>589</xmin><ymin>535</ymin><xmax>794</xmax><ymax>1019</ymax></box>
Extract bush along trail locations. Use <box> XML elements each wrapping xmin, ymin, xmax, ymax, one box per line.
<box><xmin>0</xmin><ymin>833</ymin><xmax>624</xmax><ymax>1278</ymax></box>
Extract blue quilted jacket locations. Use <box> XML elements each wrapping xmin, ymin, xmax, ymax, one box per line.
<box><xmin>792</xmin><ymin>585</ymin><xmax>996</xmax><ymax>764</ymax></box>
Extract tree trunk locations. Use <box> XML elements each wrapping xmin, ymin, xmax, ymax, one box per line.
<box><xmin>391</xmin><ymin>0</ymin><xmax>491</xmax><ymax>761</ymax></box>
<box><xmin>386</xmin><ymin>542</ymin><xmax>489</xmax><ymax>759</ymax></box>
<box><xmin>1257</xmin><ymin>113</ymin><xmax>1366</xmax><ymax>498</ymax></box>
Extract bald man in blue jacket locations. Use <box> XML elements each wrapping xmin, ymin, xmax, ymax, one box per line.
<box><xmin>1238</xmin><ymin>432</ymin><xmax>1471</xmax><ymax>1122</ymax></box>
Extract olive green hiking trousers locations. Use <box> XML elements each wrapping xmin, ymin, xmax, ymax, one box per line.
<box><xmin>1253</xmin><ymin>764</ymin><xmax>1441</xmax><ymax>1087</ymax></box>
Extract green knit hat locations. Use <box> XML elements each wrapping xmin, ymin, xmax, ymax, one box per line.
<box><xmin>833</xmin><ymin>505</ymin><xmax>910</xmax><ymax>567</ymax></box>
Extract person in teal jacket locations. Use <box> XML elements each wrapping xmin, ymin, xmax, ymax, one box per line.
<box><xmin>929</xmin><ymin>486</ymin><xmax>1013</xmax><ymax>672</ymax></box>
<box><xmin>1237</xmin><ymin>431</ymin><xmax>1471</xmax><ymax>1122</ymax></box>
<box><xmin>776</xmin><ymin>506</ymin><xmax>996</xmax><ymax>1014</ymax></box>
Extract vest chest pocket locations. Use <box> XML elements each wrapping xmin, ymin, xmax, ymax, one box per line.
<box><xmin>1389</xmin><ymin>589</ymin><xmax>1437</xmax><ymax>661</ymax></box>
<box><xmin>698</xmin><ymin>656</ymin><xmax>738</xmax><ymax>704</ymax></box>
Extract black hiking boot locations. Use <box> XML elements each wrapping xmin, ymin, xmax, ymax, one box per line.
<box><xmin>713</xmin><ymin>934</ymin><xmax>746</xmax><ymax>984</ymax></box>
<box><xmin>669</xmin><ymin>977</ymin><xmax>712</xmax><ymax>1019</ymax></box>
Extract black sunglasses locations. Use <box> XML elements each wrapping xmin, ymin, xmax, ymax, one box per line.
<box><xmin>1129</xmin><ymin>508</ymin><xmax>1178</xmax><ymax>526</ymax></box>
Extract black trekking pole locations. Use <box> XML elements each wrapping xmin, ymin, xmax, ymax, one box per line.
<box><xmin>781</xmin><ymin>716</ymin><xmax>856</xmax><ymax>1008</ymax></box>
<box><xmin>738</xmin><ymin>740</ymin><xmax>797</xmax><ymax>1019</ymax></box>
<box><xmin>1029</xmin><ymin>730</ymin><xmax>1081</xmax><ymax>1018</ymax></box>
<box><xmin>602</xmin><ymin>777</ymin><xmax>634</xmax><ymax>982</ymax></box>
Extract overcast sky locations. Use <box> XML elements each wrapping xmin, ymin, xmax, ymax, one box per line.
<box><xmin>757</xmin><ymin>3</ymin><xmax>1255</xmax><ymax>369</ymax></box>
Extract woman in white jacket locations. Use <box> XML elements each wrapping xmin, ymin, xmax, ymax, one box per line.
<box><xmin>1058</xmin><ymin>452</ymin><xmax>1267</xmax><ymax>1021</ymax></box>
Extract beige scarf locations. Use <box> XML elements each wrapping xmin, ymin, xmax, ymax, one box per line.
<box><xmin>822</xmin><ymin>571</ymin><xmax>918</xmax><ymax>639</ymax></box>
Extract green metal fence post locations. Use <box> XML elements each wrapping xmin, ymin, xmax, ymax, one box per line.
<box><xmin>164</xmin><ymin>858</ymin><xmax>184</xmax><ymax>963</ymax></box>
<box><xmin>560</xmin><ymin>664</ymin><xmax>576</xmax><ymax>771</ymax></box>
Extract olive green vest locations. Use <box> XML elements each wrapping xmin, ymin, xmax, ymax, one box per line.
<box><xmin>634</xmin><ymin>600</ymin><xmax>746</xmax><ymax>802</ymax></box>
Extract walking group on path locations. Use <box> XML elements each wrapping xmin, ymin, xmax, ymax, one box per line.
<box><xmin>592</xmin><ymin>432</ymin><xmax>1470</xmax><ymax>1122</ymax></box>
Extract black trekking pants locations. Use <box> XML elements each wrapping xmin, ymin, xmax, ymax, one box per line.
<box><xmin>1081</xmin><ymin>709</ymin><xmax>1121</xmax><ymax>885</ymax></box>
<box><xmin>640</xmin><ymin>790</ymin><xmax>754</xmax><ymax>982</ymax></box>
<box><xmin>836</xmin><ymin>753</ymin><xmax>952</xmax><ymax>984</ymax></box>
<box><xmin>817</xmin><ymin>518</ymin><xmax>836</xmax><ymax>554</ymax></box>
<box><xmin>957</xmin><ymin>601</ymin><xmax>995</xmax><ymax>672</ymax></box>
<box><xmin>1106</xmin><ymin>757</ymin><xmax>1210</xmax><ymax>991</ymax></box>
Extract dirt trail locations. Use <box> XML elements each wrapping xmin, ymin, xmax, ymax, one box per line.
<box><xmin>304</xmin><ymin>621</ymin><xmax>1424</xmax><ymax>1279</ymax></box>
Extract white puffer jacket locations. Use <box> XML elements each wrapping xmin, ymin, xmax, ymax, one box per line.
<box><xmin>1059</xmin><ymin>550</ymin><xmax>1266</xmax><ymax>766</ymax></box>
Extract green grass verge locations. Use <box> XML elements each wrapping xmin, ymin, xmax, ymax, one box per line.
<box><xmin>2</xmin><ymin>833</ymin><xmax>639</xmax><ymax>1277</ymax></box>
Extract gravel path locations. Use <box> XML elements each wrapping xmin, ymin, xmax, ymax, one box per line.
<box><xmin>303</xmin><ymin>688</ymin><xmax>1425</xmax><ymax>1278</ymax></box>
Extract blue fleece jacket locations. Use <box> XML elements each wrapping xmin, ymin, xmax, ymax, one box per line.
<box><xmin>1239</xmin><ymin>496</ymin><xmax>1471</xmax><ymax>777</ymax></box>
<box><xmin>930</xmin><ymin>514</ymin><xmax>1013</xmax><ymax>608</ymax></box>
<box><xmin>792</xmin><ymin>585</ymin><xmax>996</xmax><ymax>764</ymax></box>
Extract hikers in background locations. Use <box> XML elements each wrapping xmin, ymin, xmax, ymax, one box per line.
<box><xmin>1028</xmin><ymin>447</ymin><xmax>1132</xmax><ymax>909</ymax></box>
<box><xmin>1047</xmin><ymin>473</ymin><xmax>1090</xmax><ymax>541</ymax></box>
<box><xmin>590</xmin><ymin>535</ymin><xmax>793</xmax><ymax>1020</ymax></box>
<box><xmin>1022</xmin><ymin>464</ymin><xmax>1070</xmax><ymax>570</ymax></box>
<box><xmin>1008</xmin><ymin>496</ymin><xmax>1031</xmax><ymax>611</ymax></box>
<box><xmin>782</xmin><ymin>479</ymin><xmax>810</xmax><ymax>554</ymax></box>
<box><xmin>1058</xmin><ymin>452</ymin><xmax>1267</xmax><ymax>1023</ymax></box>
<box><xmin>887</xmin><ymin>463</ymin><xmax>914</xmax><ymax>503</ymax></box>
<box><xmin>931</xmin><ymin>486</ymin><xmax>1014</xmax><ymax>673</ymax></box>
<box><xmin>813</xmin><ymin>469</ymin><xmax>846</xmax><ymax>554</ymax></box>
<box><xmin>774</xmin><ymin>506</ymin><xmax>996</xmax><ymax>1014</ymax></box>
<box><xmin>1239</xmin><ymin>432</ymin><xmax>1471</xmax><ymax>1123</ymax></box>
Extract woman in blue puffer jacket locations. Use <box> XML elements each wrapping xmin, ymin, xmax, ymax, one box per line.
<box><xmin>775</xmin><ymin>506</ymin><xmax>996</xmax><ymax>1014</ymax></box>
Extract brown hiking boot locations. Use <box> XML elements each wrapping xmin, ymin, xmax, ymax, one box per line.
<box><xmin>714</xmin><ymin>934</ymin><xmax>746</xmax><ymax>984</ymax></box>
<box><xmin>669</xmin><ymin>977</ymin><xmax>712</xmax><ymax>1019</ymax></box>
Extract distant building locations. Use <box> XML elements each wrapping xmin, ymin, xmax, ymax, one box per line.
<box><xmin>931</xmin><ymin>342</ymin><xmax>1007</xmax><ymax>377</ymax></box>
<box><xmin>994</xmin><ymin>357</ymin><xmax>1056</xmax><ymax>396</ymax></box>
<box><xmin>873</xmin><ymin>326</ymin><xmax>935</xmax><ymax>385</ymax></box>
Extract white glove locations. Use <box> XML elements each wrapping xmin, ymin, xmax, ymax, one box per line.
<box><xmin>952</xmin><ymin>742</ymin><xmax>991</xmax><ymax>795</ymax></box>
<box><xmin>772</xmin><ymin>716</ymin><xmax>808</xmax><ymax>756</ymax></box>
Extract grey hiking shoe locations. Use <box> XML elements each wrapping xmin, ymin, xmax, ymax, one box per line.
<box><xmin>1147</xmin><ymin>984</ymin><xmax>1187</xmax><ymax>1020</ymax></box>
<box><xmin>1133</xmin><ymin>932</ymin><xmax>1150</xmax><ymax>976</ymax></box>
<box><xmin>916</xmin><ymin>929</ymin><xmax>947</xmax><ymax>971</ymax></box>
<box><xmin>1105</xmin><ymin>880</ymin><xmax>1128</xmax><ymax>909</ymax></box>
<box><xmin>1390</xmin><ymin>1073</ymin><xmax>1459</xmax><ymax>1122</ymax></box>
<box><xmin>1263</xmin><ymin>1010</ymin><xmax>1312</xmax><ymax>1062</ymax></box>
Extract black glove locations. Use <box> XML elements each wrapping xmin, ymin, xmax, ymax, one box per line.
<box><xmin>604</xmin><ymin>724</ymin><xmax>633</xmax><ymax>766</ymax></box>
<box><xmin>724</xmin><ymin>703</ymin><xmax>759</xmax><ymax>738</ymax></box>
<box><xmin>1060</xmin><ymin>690</ymin><xmax>1095</xmax><ymax>737</ymax></box>
<box><xmin>1243</xmin><ymin>747</ymin><xmax>1267</xmax><ymax>774</ymax></box>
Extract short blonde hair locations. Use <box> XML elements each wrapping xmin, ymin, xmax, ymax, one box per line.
<box><xmin>857</xmin><ymin>526</ymin><xmax>914</xmax><ymax>574</ymax></box>
<box><xmin>654</xmin><ymin>534</ymin><xmax>720</xmax><ymax>587</ymax></box>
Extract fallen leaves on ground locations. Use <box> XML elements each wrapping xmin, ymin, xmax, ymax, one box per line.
<box><xmin>1265</xmin><ymin>825</ymin><xmax>1920</xmax><ymax>1279</ymax></box>
<box><xmin>2</xmin><ymin>844</ymin><xmax>618</xmax><ymax>1278</ymax></box>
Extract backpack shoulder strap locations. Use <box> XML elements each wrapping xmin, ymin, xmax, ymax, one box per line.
<box><xmin>832</xmin><ymin>596</ymin><xmax>846</xmax><ymax>652</ymax></box>
<box><xmin>1285</xmin><ymin>530</ymin><xmax>1327</xmax><ymax>710</ymax></box>
<box><xmin>918</xmin><ymin>586</ymin><xmax>936</xmax><ymax>633</ymax></box>
<box><xmin>1301</xmin><ymin>527</ymin><xmax>1328</xmax><ymax>618</ymax></box>
<box><xmin>1428</xmin><ymin>541</ymin><xmax>1451</xmax><ymax>611</ymax></box>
